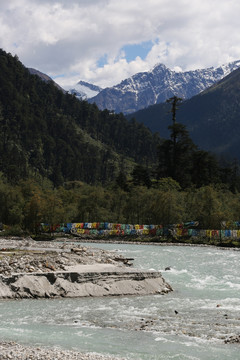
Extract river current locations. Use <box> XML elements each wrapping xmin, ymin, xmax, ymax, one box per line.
<box><xmin>0</xmin><ymin>243</ymin><xmax>239</xmax><ymax>359</ymax></box>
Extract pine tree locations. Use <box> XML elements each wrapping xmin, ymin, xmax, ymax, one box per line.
<box><xmin>158</xmin><ymin>96</ymin><xmax>196</xmax><ymax>187</ymax></box>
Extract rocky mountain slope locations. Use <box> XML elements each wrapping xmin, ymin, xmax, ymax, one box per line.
<box><xmin>89</xmin><ymin>61</ymin><xmax>240</xmax><ymax>114</ymax></box>
<box><xmin>129</xmin><ymin>67</ymin><xmax>240</xmax><ymax>161</ymax></box>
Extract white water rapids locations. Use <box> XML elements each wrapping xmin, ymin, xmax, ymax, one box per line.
<box><xmin>0</xmin><ymin>242</ymin><xmax>239</xmax><ymax>359</ymax></box>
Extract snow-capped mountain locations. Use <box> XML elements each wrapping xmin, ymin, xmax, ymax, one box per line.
<box><xmin>88</xmin><ymin>60</ymin><xmax>240</xmax><ymax>114</ymax></box>
<box><xmin>28</xmin><ymin>69</ymin><xmax>101</xmax><ymax>100</ymax></box>
<box><xmin>130</xmin><ymin>67</ymin><xmax>240</xmax><ymax>160</ymax></box>
<box><xmin>68</xmin><ymin>81</ymin><xmax>102</xmax><ymax>100</ymax></box>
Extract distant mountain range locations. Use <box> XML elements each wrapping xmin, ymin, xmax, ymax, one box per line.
<box><xmin>88</xmin><ymin>61</ymin><xmax>240</xmax><ymax>114</ymax></box>
<box><xmin>28</xmin><ymin>60</ymin><xmax>240</xmax><ymax>161</ymax></box>
<box><xmin>127</xmin><ymin>67</ymin><xmax>240</xmax><ymax>161</ymax></box>
<box><xmin>30</xmin><ymin>60</ymin><xmax>240</xmax><ymax>117</ymax></box>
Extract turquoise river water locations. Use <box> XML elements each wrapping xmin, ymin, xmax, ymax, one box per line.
<box><xmin>0</xmin><ymin>242</ymin><xmax>240</xmax><ymax>359</ymax></box>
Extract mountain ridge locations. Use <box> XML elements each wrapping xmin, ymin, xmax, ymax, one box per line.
<box><xmin>88</xmin><ymin>60</ymin><xmax>240</xmax><ymax>114</ymax></box>
<box><xmin>128</xmin><ymin>66</ymin><xmax>240</xmax><ymax>161</ymax></box>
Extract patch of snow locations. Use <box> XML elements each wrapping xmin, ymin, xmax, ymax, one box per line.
<box><xmin>65</xmin><ymin>81</ymin><xmax>103</xmax><ymax>100</ymax></box>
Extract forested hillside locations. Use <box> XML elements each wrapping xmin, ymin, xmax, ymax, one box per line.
<box><xmin>0</xmin><ymin>49</ymin><xmax>160</xmax><ymax>186</ymax></box>
<box><xmin>128</xmin><ymin>67</ymin><xmax>240</xmax><ymax>160</ymax></box>
<box><xmin>2</xmin><ymin>49</ymin><xmax>240</xmax><ymax>235</ymax></box>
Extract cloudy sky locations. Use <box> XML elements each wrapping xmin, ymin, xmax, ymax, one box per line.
<box><xmin>1</xmin><ymin>0</ymin><xmax>240</xmax><ymax>88</ymax></box>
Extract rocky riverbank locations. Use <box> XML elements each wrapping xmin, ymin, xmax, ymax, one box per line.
<box><xmin>0</xmin><ymin>342</ymin><xmax>127</xmax><ymax>360</ymax></box>
<box><xmin>0</xmin><ymin>237</ymin><xmax>131</xmax><ymax>276</ymax></box>
<box><xmin>0</xmin><ymin>237</ymin><xmax>172</xmax><ymax>358</ymax></box>
<box><xmin>0</xmin><ymin>237</ymin><xmax>172</xmax><ymax>299</ymax></box>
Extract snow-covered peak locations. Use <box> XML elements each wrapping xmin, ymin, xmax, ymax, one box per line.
<box><xmin>151</xmin><ymin>63</ymin><xmax>169</xmax><ymax>73</ymax></box>
<box><xmin>88</xmin><ymin>60</ymin><xmax>240</xmax><ymax>114</ymax></box>
<box><xmin>220</xmin><ymin>60</ymin><xmax>240</xmax><ymax>77</ymax></box>
<box><xmin>67</xmin><ymin>81</ymin><xmax>102</xmax><ymax>100</ymax></box>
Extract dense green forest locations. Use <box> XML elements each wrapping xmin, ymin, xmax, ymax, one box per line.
<box><xmin>1</xmin><ymin>174</ymin><xmax>240</xmax><ymax>233</ymax></box>
<box><xmin>1</xmin><ymin>49</ymin><xmax>240</xmax><ymax>235</ymax></box>
<box><xmin>0</xmin><ymin>49</ymin><xmax>159</xmax><ymax>186</ymax></box>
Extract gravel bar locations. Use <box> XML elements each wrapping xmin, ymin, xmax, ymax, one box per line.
<box><xmin>0</xmin><ymin>342</ymin><xmax>128</xmax><ymax>360</ymax></box>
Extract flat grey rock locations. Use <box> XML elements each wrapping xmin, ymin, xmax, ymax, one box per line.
<box><xmin>0</xmin><ymin>266</ymin><xmax>172</xmax><ymax>299</ymax></box>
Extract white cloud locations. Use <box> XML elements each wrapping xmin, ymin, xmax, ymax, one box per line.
<box><xmin>1</xmin><ymin>0</ymin><xmax>240</xmax><ymax>88</ymax></box>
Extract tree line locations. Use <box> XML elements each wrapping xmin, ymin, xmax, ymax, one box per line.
<box><xmin>1</xmin><ymin>173</ymin><xmax>240</xmax><ymax>234</ymax></box>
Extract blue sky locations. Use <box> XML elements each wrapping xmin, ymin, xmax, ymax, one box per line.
<box><xmin>120</xmin><ymin>41</ymin><xmax>154</xmax><ymax>63</ymax></box>
<box><xmin>97</xmin><ymin>41</ymin><xmax>153</xmax><ymax>68</ymax></box>
<box><xmin>1</xmin><ymin>0</ymin><xmax>240</xmax><ymax>88</ymax></box>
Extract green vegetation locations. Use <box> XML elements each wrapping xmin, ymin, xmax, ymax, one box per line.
<box><xmin>0</xmin><ymin>49</ymin><xmax>159</xmax><ymax>186</ymax></box>
<box><xmin>1</xmin><ymin>49</ymin><xmax>240</xmax><ymax>246</ymax></box>
<box><xmin>1</xmin><ymin>174</ymin><xmax>240</xmax><ymax>234</ymax></box>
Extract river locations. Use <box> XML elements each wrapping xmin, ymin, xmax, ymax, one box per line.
<box><xmin>0</xmin><ymin>243</ymin><xmax>240</xmax><ymax>359</ymax></box>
